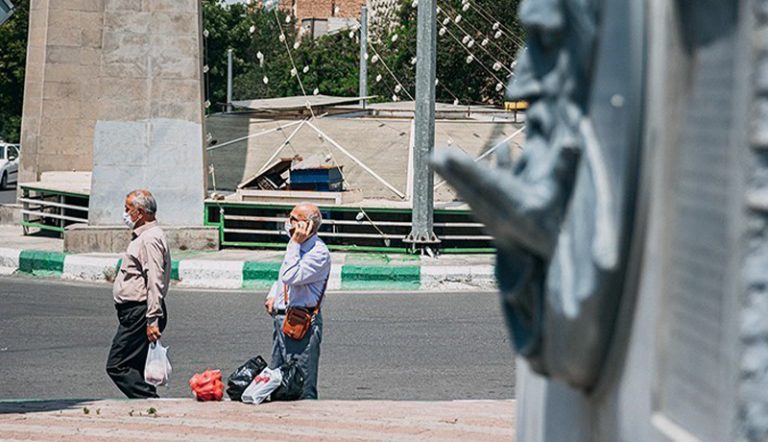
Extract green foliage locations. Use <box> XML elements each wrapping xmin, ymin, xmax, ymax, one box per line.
<box><xmin>204</xmin><ymin>0</ymin><xmax>523</xmax><ymax>108</ymax></box>
<box><xmin>203</xmin><ymin>0</ymin><xmax>259</xmax><ymax>109</ymax></box>
<box><xmin>366</xmin><ymin>0</ymin><xmax>523</xmax><ymax>104</ymax></box>
<box><xmin>0</xmin><ymin>0</ymin><xmax>524</xmax><ymax>140</ymax></box>
<box><xmin>0</xmin><ymin>0</ymin><xmax>29</xmax><ymax>142</ymax></box>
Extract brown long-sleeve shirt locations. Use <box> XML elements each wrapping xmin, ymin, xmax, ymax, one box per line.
<box><xmin>112</xmin><ymin>221</ymin><xmax>171</xmax><ymax>326</ymax></box>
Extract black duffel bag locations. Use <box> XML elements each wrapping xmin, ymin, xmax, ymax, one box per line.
<box><xmin>226</xmin><ymin>355</ymin><xmax>268</xmax><ymax>401</ymax></box>
<box><xmin>271</xmin><ymin>358</ymin><xmax>305</xmax><ymax>401</ymax></box>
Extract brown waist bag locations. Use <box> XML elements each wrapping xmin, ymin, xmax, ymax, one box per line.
<box><xmin>282</xmin><ymin>281</ymin><xmax>326</xmax><ymax>340</ymax></box>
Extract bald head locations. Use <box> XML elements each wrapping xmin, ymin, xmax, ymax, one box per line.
<box><xmin>289</xmin><ymin>203</ymin><xmax>322</xmax><ymax>234</ymax></box>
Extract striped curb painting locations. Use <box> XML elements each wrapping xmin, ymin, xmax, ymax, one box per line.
<box><xmin>1</xmin><ymin>248</ymin><xmax>496</xmax><ymax>291</ymax></box>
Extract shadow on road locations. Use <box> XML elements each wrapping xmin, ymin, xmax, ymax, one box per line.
<box><xmin>0</xmin><ymin>399</ymin><xmax>96</xmax><ymax>415</ymax></box>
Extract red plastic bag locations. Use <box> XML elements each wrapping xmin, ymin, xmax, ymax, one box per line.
<box><xmin>189</xmin><ymin>369</ymin><xmax>225</xmax><ymax>401</ymax></box>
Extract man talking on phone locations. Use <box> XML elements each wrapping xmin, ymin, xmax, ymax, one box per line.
<box><xmin>265</xmin><ymin>203</ymin><xmax>331</xmax><ymax>399</ymax></box>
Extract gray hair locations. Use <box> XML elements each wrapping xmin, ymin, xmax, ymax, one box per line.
<box><xmin>309</xmin><ymin>210</ymin><xmax>322</xmax><ymax>228</ymax></box>
<box><xmin>127</xmin><ymin>189</ymin><xmax>157</xmax><ymax>215</ymax></box>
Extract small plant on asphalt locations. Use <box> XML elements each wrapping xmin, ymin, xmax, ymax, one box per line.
<box><xmin>82</xmin><ymin>407</ymin><xmax>89</xmax><ymax>415</ymax></box>
<box><xmin>147</xmin><ymin>407</ymin><xmax>157</xmax><ymax>417</ymax></box>
<box><xmin>129</xmin><ymin>409</ymin><xmax>134</xmax><ymax>417</ymax></box>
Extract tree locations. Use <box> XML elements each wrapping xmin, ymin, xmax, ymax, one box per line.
<box><xmin>0</xmin><ymin>0</ymin><xmax>523</xmax><ymax>145</ymax></box>
<box><xmin>202</xmin><ymin>0</ymin><xmax>260</xmax><ymax>111</ymax></box>
<box><xmin>203</xmin><ymin>0</ymin><xmax>524</xmax><ymax>107</ymax></box>
<box><xmin>0</xmin><ymin>0</ymin><xmax>29</xmax><ymax>142</ymax></box>
<box><xmin>367</xmin><ymin>0</ymin><xmax>523</xmax><ymax>105</ymax></box>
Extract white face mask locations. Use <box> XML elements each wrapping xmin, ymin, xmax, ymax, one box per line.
<box><xmin>283</xmin><ymin>219</ymin><xmax>293</xmax><ymax>238</ymax></box>
<box><xmin>123</xmin><ymin>211</ymin><xmax>136</xmax><ymax>229</ymax></box>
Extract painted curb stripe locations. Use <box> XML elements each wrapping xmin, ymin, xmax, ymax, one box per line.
<box><xmin>0</xmin><ymin>248</ymin><xmax>21</xmax><ymax>275</ymax></box>
<box><xmin>3</xmin><ymin>248</ymin><xmax>496</xmax><ymax>292</ymax></box>
<box><xmin>341</xmin><ymin>265</ymin><xmax>420</xmax><ymax>290</ymax></box>
<box><xmin>242</xmin><ymin>262</ymin><xmax>281</xmax><ymax>289</ymax></box>
<box><xmin>420</xmin><ymin>265</ymin><xmax>497</xmax><ymax>289</ymax></box>
<box><xmin>178</xmin><ymin>260</ymin><xmax>244</xmax><ymax>289</ymax></box>
<box><xmin>327</xmin><ymin>264</ymin><xmax>343</xmax><ymax>291</ymax></box>
<box><xmin>171</xmin><ymin>260</ymin><xmax>179</xmax><ymax>281</ymax></box>
<box><xmin>18</xmin><ymin>250</ymin><xmax>66</xmax><ymax>275</ymax></box>
<box><xmin>62</xmin><ymin>255</ymin><xmax>120</xmax><ymax>281</ymax></box>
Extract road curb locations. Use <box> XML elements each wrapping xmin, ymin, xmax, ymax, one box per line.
<box><xmin>1</xmin><ymin>247</ymin><xmax>497</xmax><ymax>291</ymax></box>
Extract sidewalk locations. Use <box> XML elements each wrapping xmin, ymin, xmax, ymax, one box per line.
<box><xmin>0</xmin><ymin>226</ymin><xmax>497</xmax><ymax>291</ymax></box>
<box><xmin>0</xmin><ymin>398</ymin><xmax>516</xmax><ymax>441</ymax></box>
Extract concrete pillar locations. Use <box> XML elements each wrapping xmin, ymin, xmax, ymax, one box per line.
<box><xmin>19</xmin><ymin>0</ymin><xmax>105</xmax><ymax>184</ymax></box>
<box><xmin>19</xmin><ymin>0</ymin><xmax>206</xmax><ymax>227</ymax></box>
<box><xmin>87</xmin><ymin>0</ymin><xmax>206</xmax><ymax>226</ymax></box>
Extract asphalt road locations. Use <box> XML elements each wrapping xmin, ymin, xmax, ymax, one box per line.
<box><xmin>0</xmin><ymin>277</ymin><xmax>515</xmax><ymax>401</ymax></box>
<box><xmin>0</xmin><ymin>187</ymin><xmax>15</xmax><ymax>204</ymax></box>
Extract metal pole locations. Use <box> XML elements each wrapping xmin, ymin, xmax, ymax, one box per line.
<box><xmin>404</xmin><ymin>0</ymin><xmax>439</xmax><ymax>250</ymax></box>
<box><xmin>359</xmin><ymin>6</ymin><xmax>368</xmax><ymax>107</ymax></box>
<box><xmin>226</xmin><ymin>48</ymin><xmax>233</xmax><ymax>112</ymax></box>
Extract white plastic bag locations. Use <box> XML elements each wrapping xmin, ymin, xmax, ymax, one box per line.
<box><xmin>241</xmin><ymin>367</ymin><xmax>282</xmax><ymax>404</ymax></box>
<box><xmin>144</xmin><ymin>340</ymin><xmax>172</xmax><ymax>387</ymax></box>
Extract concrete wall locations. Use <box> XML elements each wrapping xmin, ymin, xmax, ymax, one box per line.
<box><xmin>64</xmin><ymin>224</ymin><xmax>219</xmax><ymax>253</ymax></box>
<box><xmin>20</xmin><ymin>0</ymin><xmax>105</xmax><ymax>183</ymax></box>
<box><xmin>88</xmin><ymin>0</ymin><xmax>206</xmax><ymax>226</ymax></box>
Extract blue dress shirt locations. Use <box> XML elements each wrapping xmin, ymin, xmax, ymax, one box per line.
<box><xmin>266</xmin><ymin>234</ymin><xmax>331</xmax><ymax>310</ymax></box>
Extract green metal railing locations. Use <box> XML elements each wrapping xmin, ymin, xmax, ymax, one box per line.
<box><xmin>204</xmin><ymin>200</ymin><xmax>496</xmax><ymax>254</ymax></box>
<box><xmin>20</xmin><ymin>186</ymin><xmax>89</xmax><ymax>235</ymax></box>
<box><xmin>16</xmin><ymin>189</ymin><xmax>496</xmax><ymax>254</ymax></box>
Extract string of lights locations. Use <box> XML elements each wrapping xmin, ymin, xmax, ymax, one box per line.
<box><xmin>272</xmin><ymin>9</ymin><xmax>308</xmax><ymax>96</ymax></box>
<box><xmin>437</xmin><ymin>7</ymin><xmax>515</xmax><ymax>78</ymax></box>
<box><xmin>438</xmin><ymin>2</ymin><xmax>520</xmax><ymax>67</ymax></box>
<box><xmin>440</xmin><ymin>22</ymin><xmax>508</xmax><ymax>93</ymax></box>
<box><xmin>462</xmin><ymin>0</ymin><xmax>522</xmax><ymax>43</ymax></box>
<box><xmin>365</xmin><ymin>38</ymin><xmax>416</xmax><ymax>101</ymax></box>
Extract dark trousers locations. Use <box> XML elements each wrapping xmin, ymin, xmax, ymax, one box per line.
<box><xmin>270</xmin><ymin>312</ymin><xmax>322</xmax><ymax>399</ymax></box>
<box><xmin>106</xmin><ymin>301</ymin><xmax>167</xmax><ymax>398</ymax></box>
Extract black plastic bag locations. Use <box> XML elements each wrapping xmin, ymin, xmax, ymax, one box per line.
<box><xmin>226</xmin><ymin>355</ymin><xmax>268</xmax><ymax>401</ymax></box>
<box><xmin>271</xmin><ymin>358</ymin><xmax>305</xmax><ymax>401</ymax></box>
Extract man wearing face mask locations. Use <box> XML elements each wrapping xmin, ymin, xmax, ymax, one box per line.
<box><xmin>265</xmin><ymin>202</ymin><xmax>331</xmax><ymax>399</ymax></box>
<box><xmin>107</xmin><ymin>189</ymin><xmax>171</xmax><ymax>398</ymax></box>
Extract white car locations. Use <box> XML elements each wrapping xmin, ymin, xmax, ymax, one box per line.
<box><xmin>0</xmin><ymin>143</ymin><xmax>19</xmax><ymax>190</ymax></box>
